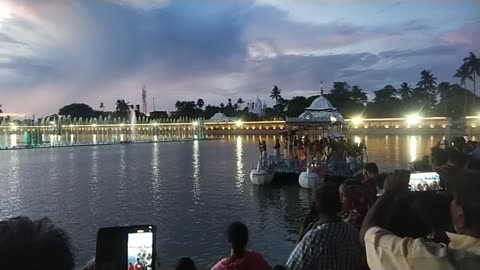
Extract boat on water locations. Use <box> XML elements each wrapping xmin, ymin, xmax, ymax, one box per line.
<box><xmin>250</xmin><ymin>86</ymin><xmax>366</xmax><ymax>188</ymax></box>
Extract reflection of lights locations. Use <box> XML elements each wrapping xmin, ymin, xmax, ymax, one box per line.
<box><xmin>354</xmin><ymin>136</ymin><xmax>362</xmax><ymax>145</ymax></box>
<box><xmin>192</xmin><ymin>140</ymin><xmax>200</xmax><ymax>201</ymax></box>
<box><xmin>193</xmin><ymin>134</ymin><xmax>198</xmax><ymax>139</ymax></box>
<box><xmin>406</xmin><ymin>114</ymin><xmax>421</xmax><ymax>125</ymax></box>
<box><xmin>235</xmin><ymin>136</ymin><xmax>244</xmax><ymax>190</ymax></box>
<box><xmin>9</xmin><ymin>134</ymin><xmax>17</xmax><ymax>146</ymax></box>
<box><xmin>235</xmin><ymin>120</ymin><xmax>243</xmax><ymax>127</ymax></box>
<box><xmin>409</xmin><ymin>136</ymin><xmax>417</xmax><ymax>162</ymax></box>
<box><xmin>352</xmin><ymin>116</ymin><xmax>363</xmax><ymax>126</ymax></box>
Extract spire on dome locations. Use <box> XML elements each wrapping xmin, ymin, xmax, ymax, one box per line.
<box><xmin>320</xmin><ymin>81</ymin><xmax>324</xmax><ymax>95</ymax></box>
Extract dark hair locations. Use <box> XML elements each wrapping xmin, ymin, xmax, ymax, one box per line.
<box><xmin>448</xmin><ymin>149</ymin><xmax>467</xmax><ymax>167</ymax></box>
<box><xmin>227</xmin><ymin>222</ymin><xmax>249</xmax><ymax>254</ymax></box>
<box><xmin>175</xmin><ymin>257</ymin><xmax>197</xmax><ymax>270</ymax></box>
<box><xmin>431</xmin><ymin>147</ymin><xmax>448</xmax><ymax>166</ymax></box>
<box><xmin>365</xmin><ymin>163</ymin><xmax>379</xmax><ymax>174</ymax></box>
<box><xmin>313</xmin><ymin>182</ymin><xmax>341</xmax><ymax>217</ymax></box>
<box><xmin>375</xmin><ymin>173</ymin><xmax>388</xmax><ymax>190</ymax></box>
<box><xmin>455</xmin><ymin>170</ymin><xmax>480</xmax><ymax>234</ymax></box>
<box><xmin>0</xmin><ymin>216</ymin><xmax>74</xmax><ymax>270</ymax></box>
<box><xmin>371</xmin><ymin>192</ymin><xmax>431</xmax><ymax>238</ymax></box>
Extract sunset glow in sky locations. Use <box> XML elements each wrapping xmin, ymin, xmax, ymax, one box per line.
<box><xmin>0</xmin><ymin>0</ymin><xmax>479</xmax><ymax>115</ymax></box>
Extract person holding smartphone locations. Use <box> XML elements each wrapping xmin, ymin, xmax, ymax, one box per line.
<box><xmin>361</xmin><ymin>170</ymin><xmax>480</xmax><ymax>270</ymax></box>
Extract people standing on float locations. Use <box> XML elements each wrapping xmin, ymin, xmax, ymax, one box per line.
<box><xmin>273</xmin><ymin>139</ymin><xmax>281</xmax><ymax>164</ymax></box>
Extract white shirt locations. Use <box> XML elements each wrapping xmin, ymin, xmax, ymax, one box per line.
<box><xmin>364</xmin><ymin>226</ymin><xmax>480</xmax><ymax>270</ymax></box>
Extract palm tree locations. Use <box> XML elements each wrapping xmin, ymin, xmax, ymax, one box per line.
<box><xmin>236</xmin><ymin>98</ymin><xmax>244</xmax><ymax>105</ymax></box>
<box><xmin>100</xmin><ymin>102</ymin><xmax>105</xmax><ymax>111</ymax></box>
<box><xmin>398</xmin><ymin>82</ymin><xmax>412</xmax><ymax>100</ymax></box>
<box><xmin>270</xmin><ymin>85</ymin><xmax>282</xmax><ymax>104</ymax></box>
<box><xmin>0</xmin><ymin>104</ymin><xmax>2</xmax><ymax>114</ymax></box>
<box><xmin>463</xmin><ymin>52</ymin><xmax>480</xmax><ymax>95</ymax></box>
<box><xmin>417</xmin><ymin>69</ymin><xmax>437</xmax><ymax>94</ymax></box>
<box><xmin>454</xmin><ymin>64</ymin><xmax>473</xmax><ymax>89</ymax></box>
<box><xmin>196</xmin><ymin>98</ymin><xmax>204</xmax><ymax>109</ymax></box>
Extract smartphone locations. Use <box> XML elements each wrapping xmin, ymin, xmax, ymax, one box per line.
<box><xmin>409</xmin><ymin>172</ymin><xmax>441</xmax><ymax>191</ymax></box>
<box><xmin>95</xmin><ymin>225</ymin><xmax>156</xmax><ymax>270</ymax></box>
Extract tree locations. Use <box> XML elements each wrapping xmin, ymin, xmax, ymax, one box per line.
<box><xmin>286</xmin><ymin>96</ymin><xmax>308</xmax><ymax>117</ymax></box>
<box><xmin>270</xmin><ymin>85</ymin><xmax>282</xmax><ymax>104</ymax></box>
<box><xmin>116</xmin><ymin>100</ymin><xmax>130</xmax><ymax>113</ymax></box>
<box><xmin>59</xmin><ymin>103</ymin><xmax>95</xmax><ymax>119</ymax></box>
<box><xmin>236</xmin><ymin>98</ymin><xmax>244</xmax><ymax>105</ymax></box>
<box><xmin>366</xmin><ymin>85</ymin><xmax>400</xmax><ymax>117</ymax></box>
<box><xmin>463</xmin><ymin>52</ymin><xmax>480</xmax><ymax>95</ymax></box>
<box><xmin>0</xmin><ymin>104</ymin><xmax>2</xmax><ymax>114</ymax></box>
<box><xmin>174</xmin><ymin>101</ymin><xmax>197</xmax><ymax>118</ymax></box>
<box><xmin>454</xmin><ymin>63</ymin><xmax>473</xmax><ymax>89</ymax></box>
<box><xmin>417</xmin><ymin>69</ymin><xmax>437</xmax><ymax>94</ymax></box>
<box><xmin>398</xmin><ymin>82</ymin><xmax>412</xmax><ymax>100</ymax></box>
<box><xmin>196</xmin><ymin>98</ymin><xmax>204</xmax><ymax>109</ymax></box>
<box><xmin>150</xmin><ymin>111</ymin><xmax>169</xmax><ymax>119</ymax></box>
<box><xmin>324</xmin><ymin>82</ymin><xmax>367</xmax><ymax>117</ymax></box>
<box><xmin>99</xmin><ymin>102</ymin><xmax>105</xmax><ymax>111</ymax></box>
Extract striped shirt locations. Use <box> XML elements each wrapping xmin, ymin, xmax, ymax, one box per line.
<box><xmin>286</xmin><ymin>218</ymin><xmax>364</xmax><ymax>270</ymax></box>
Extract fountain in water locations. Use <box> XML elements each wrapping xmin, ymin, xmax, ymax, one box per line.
<box><xmin>130</xmin><ymin>110</ymin><xmax>137</xmax><ymax>141</ymax></box>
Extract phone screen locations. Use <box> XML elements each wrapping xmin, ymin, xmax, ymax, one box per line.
<box><xmin>96</xmin><ymin>225</ymin><xmax>156</xmax><ymax>270</ymax></box>
<box><xmin>127</xmin><ymin>230</ymin><xmax>154</xmax><ymax>270</ymax></box>
<box><xmin>409</xmin><ymin>172</ymin><xmax>441</xmax><ymax>191</ymax></box>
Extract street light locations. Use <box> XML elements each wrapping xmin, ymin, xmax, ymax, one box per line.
<box><xmin>351</xmin><ymin>116</ymin><xmax>363</xmax><ymax>126</ymax></box>
<box><xmin>192</xmin><ymin>121</ymin><xmax>199</xmax><ymax>126</ymax></box>
<box><xmin>406</xmin><ymin>114</ymin><xmax>422</xmax><ymax>125</ymax></box>
<box><xmin>235</xmin><ymin>120</ymin><xmax>243</xmax><ymax>127</ymax></box>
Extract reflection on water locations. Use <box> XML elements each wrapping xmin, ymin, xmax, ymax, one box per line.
<box><xmin>192</xmin><ymin>140</ymin><xmax>200</xmax><ymax>202</ymax></box>
<box><xmin>0</xmin><ymin>134</ymin><xmax>448</xmax><ymax>268</ymax></box>
<box><xmin>235</xmin><ymin>136</ymin><xmax>245</xmax><ymax>192</ymax></box>
<box><xmin>409</xmin><ymin>136</ymin><xmax>418</xmax><ymax>162</ymax></box>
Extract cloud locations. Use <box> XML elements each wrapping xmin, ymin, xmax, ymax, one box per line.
<box><xmin>0</xmin><ymin>0</ymin><xmax>478</xmax><ymax>115</ymax></box>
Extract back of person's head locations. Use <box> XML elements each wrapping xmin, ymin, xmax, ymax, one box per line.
<box><xmin>372</xmin><ymin>192</ymin><xmax>431</xmax><ymax>238</ymax></box>
<box><xmin>411</xmin><ymin>191</ymin><xmax>453</xmax><ymax>232</ymax></box>
<box><xmin>365</xmin><ymin>163</ymin><xmax>379</xmax><ymax>175</ymax></box>
<box><xmin>227</xmin><ymin>222</ymin><xmax>249</xmax><ymax>254</ymax></box>
<box><xmin>313</xmin><ymin>182</ymin><xmax>341</xmax><ymax>217</ymax></box>
<box><xmin>375</xmin><ymin>173</ymin><xmax>388</xmax><ymax>190</ymax></box>
<box><xmin>452</xmin><ymin>170</ymin><xmax>480</xmax><ymax>236</ymax></box>
<box><xmin>431</xmin><ymin>147</ymin><xmax>448</xmax><ymax>167</ymax></box>
<box><xmin>448</xmin><ymin>148</ymin><xmax>467</xmax><ymax>167</ymax></box>
<box><xmin>452</xmin><ymin>137</ymin><xmax>466</xmax><ymax>151</ymax></box>
<box><xmin>0</xmin><ymin>216</ymin><xmax>74</xmax><ymax>270</ymax></box>
<box><xmin>175</xmin><ymin>257</ymin><xmax>197</xmax><ymax>270</ymax></box>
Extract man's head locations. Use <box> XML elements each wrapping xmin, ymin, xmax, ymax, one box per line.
<box><xmin>313</xmin><ymin>182</ymin><xmax>341</xmax><ymax>217</ymax></box>
<box><xmin>227</xmin><ymin>222</ymin><xmax>248</xmax><ymax>252</ymax></box>
<box><xmin>174</xmin><ymin>257</ymin><xmax>197</xmax><ymax>270</ymax></box>
<box><xmin>451</xmin><ymin>170</ymin><xmax>480</xmax><ymax>237</ymax></box>
<box><xmin>431</xmin><ymin>147</ymin><xmax>448</xmax><ymax>169</ymax></box>
<box><xmin>364</xmin><ymin>163</ymin><xmax>379</xmax><ymax>179</ymax></box>
<box><xmin>137</xmin><ymin>258</ymin><xmax>140</xmax><ymax>263</ymax></box>
<box><xmin>0</xmin><ymin>216</ymin><xmax>74</xmax><ymax>270</ymax></box>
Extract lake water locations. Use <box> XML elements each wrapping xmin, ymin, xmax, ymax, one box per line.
<box><xmin>0</xmin><ymin>135</ymin><xmax>446</xmax><ymax>269</ymax></box>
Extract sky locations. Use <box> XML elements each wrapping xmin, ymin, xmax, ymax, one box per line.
<box><xmin>0</xmin><ymin>0</ymin><xmax>479</xmax><ymax>116</ymax></box>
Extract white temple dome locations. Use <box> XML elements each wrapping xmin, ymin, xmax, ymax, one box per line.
<box><xmin>207</xmin><ymin>112</ymin><xmax>234</xmax><ymax>122</ymax></box>
<box><xmin>295</xmin><ymin>95</ymin><xmax>345</xmax><ymax>124</ymax></box>
<box><xmin>306</xmin><ymin>96</ymin><xmax>335</xmax><ymax>111</ymax></box>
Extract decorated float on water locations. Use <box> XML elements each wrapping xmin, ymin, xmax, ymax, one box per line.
<box><xmin>250</xmin><ymin>88</ymin><xmax>366</xmax><ymax>188</ymax></box>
